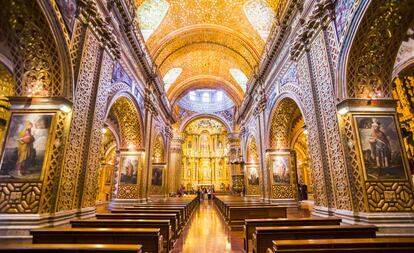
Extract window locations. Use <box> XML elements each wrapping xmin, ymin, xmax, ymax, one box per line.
<box><xmin>244</xmin><ymin>0</ymin><xmax>275</xmax><ymax>41</ymax></box>
<box><xmin>229</xmin><ymin>68</ymin><xmax>248</xmax><ymax>92</ymax></box>
<box><xmin>202</xmin><ymin>92</ymin><xmax>210</xmax><ymax>103</ymax></box>
<box><xmin>137</xmin><ymin>0</ymin><xmax>169</xmax><ymax>41</ymax></box>
<box><xmin>216</xmin><ymin>91</ymin><xmax>223</xmax><ymax>102</ymax></box>
<box><xmin>163</xmin><ymin>68</ymin><xmax>182</xmax><ymax>91</ymax></box>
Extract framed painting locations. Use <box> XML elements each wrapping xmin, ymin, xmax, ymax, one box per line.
<box><xmin>354</xmin><ymin>115</ymin><xmax>407</xmax><ymax>181</ymax></box>
<box><xmin>151</xmin><ymin>166</ymin><xmax>163</xmax><ymax>186</ymax></box>
<box><xmin>247</xmin><ymin>166</ymin><xmax>259</xmax><ymax>185</ymax></box>
<box><xmin>56</xmin><ymin>0</ymin><xmax>77</xmax><ymax>35</ymax></box>
<box><xmin>119</xmin><ymin>156</ymin><xmax>139</xmax><ymax>185</ymax></box>
<box><xmin>269</xmin><ymin>155</ymin><xmax>291</xmax><ymax>185</ymax></box>
<box><xmin>0</xmin><ymin>112</ymin><xmax>54</xmax><ymax>180</ymax></box>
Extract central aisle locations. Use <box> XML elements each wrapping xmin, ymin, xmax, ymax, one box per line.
<box><xmin>171</xmin><ymin>199</ymin><xmax>244</xmax><ymax>253</ymax></box>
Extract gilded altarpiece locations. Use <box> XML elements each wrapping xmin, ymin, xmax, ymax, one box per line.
<box><xmin>181</xmin><ymin>118</ymin><xmax>230</xmax><ymax>191</ymax></box>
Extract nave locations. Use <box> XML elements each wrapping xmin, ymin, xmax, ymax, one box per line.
<box><xmin>2</xmin><ymin>0</ymin><xmax>414</xmax><ymax>251</ymax></box>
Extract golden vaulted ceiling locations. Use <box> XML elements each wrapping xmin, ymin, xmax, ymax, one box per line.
<box><xmin>135</xmin><ymin>0</ymin><xmax>278</xmax><ymax>106</ymax></box>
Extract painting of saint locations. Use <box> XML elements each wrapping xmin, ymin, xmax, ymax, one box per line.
<box><xmin>104</xmin><ymin>166</ymin><xmax>113</xmax><ymax>185</ymax></box>
<box><xmin>356</xmin><ymin>116</ymin><xmax>407</xmax><ymax>180</ymax></box>
<box><xmin>120</xmin><ymin>157</ymin><xmax>138</xmax><ymax>184</ymax></box>
<box><xmin>56</xmin><ymin>0</ymin><xmax>77</xmax><ymax>34</ymax></box>
<box><xmin>0</xmin><ymin>113</ymin><xmax>53</xmax><ymax>180</ymax></box>
<box><xmin>151</xmin><ymin>167</ymin><xmax>162</xmax><ymax>186</ymax></box>
<box><xmin>271</xmin><ymin>156</ymin><xmax>290</xmax><ymax>184</ymax></box>
<box><xmin>248</xmin><ymin>166</ymin><xmax>259</xmax><ymax>185</ymax></box>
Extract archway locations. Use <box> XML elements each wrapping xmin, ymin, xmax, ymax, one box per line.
<box><xmin>245</xmin><ymin>136</ymin><xmax>260</xmax><ymax>196</ymax></box>
<box><xmin>181</xmin><ymin>117</ymin><xmax>230</xmax><ymax>192</ymax></box>
<box><xmin>106</xmin><ymin>95</ymin><xmax>145</xmax><ymax>200</ymax></box>
<box><xmin>267</xmin><ymin>97</ymin><xmax>311</xmax><ymax>204</ymax></box>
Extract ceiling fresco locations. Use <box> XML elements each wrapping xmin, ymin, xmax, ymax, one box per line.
<box><xmin>135</xmin><ymin>0</ymin><xmax>278</xmax><ymax>108</ymax></box>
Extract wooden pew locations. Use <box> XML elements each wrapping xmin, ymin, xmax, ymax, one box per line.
<box><xmin>30</xmin><ymin>228</ymin><xmax>163</xmax><ymax>253</ymax></box>
<box><xmin>96</xmin><ymin>213</ymin><xmax>179</xmax><ymax>239</ymax></box>
<box><xmin>126</xmin><ymin>206</ymin><xmax>187</xmax><ymax>222</ymax></box>
<box><xmin>224</xmin><ymin>204</ymin><xmax>277</xmax><ymax>221</ymax></box>
<box><xmin>112</xmin><ymin>209</ymin><xmax>183</xmax><ymax>227</ymax></box>
<box><xmin>252</xmin><ymin>225</ymin><xmax>378</xmax><ymax>253</ymax></box>
<box><xmin>0</xmin><ymin>244</ymin><xmax>142</xmax><ymax>253</ymax></box>
<box><xmin>228</xmin><ymin>206</ymin><xmax>287</xmax><ymax>231</ymax></box>
<box><xmin>243</xmin><ymin>217</ymin><xmax>342</xmax><ymax>253</ymax></box>
<box><xmin>267</xmin><ymin>237</ymin><xmax>414</xmax><ymax>252</ymax></box>
<box><xmin>70</xmin><ymin>219</ymin><xmax>172</xmax><ymax>252</ymax></box>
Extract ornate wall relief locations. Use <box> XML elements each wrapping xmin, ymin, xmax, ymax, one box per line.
<box><xmin>346</xmin><ymin>0</ymin><xmax>414</xmax><ymax>98</ymax></box>
<box><xmin>0</xmin><ymin>1</ymin><xmax>63</xmax><ymax>97</ymax></box>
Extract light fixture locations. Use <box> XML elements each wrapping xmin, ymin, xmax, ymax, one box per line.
<box><xmin>303</xmin><ymin>129</ymin><xmax>308</xmax><ymax>135</ymax></box>
<box><xmin>60</xmin><ymin>105</ymin><xmax>71</xmax><ymax>113</ymax></box>
<box><xmin>101</xmin><ymin>128</ymin><xmax>108</xmax><ymax>134</ymax></box>
<box><xmin>337</xmin><ymin>107</ymin><xmax>349</xmax><ymax>115</ymax></box>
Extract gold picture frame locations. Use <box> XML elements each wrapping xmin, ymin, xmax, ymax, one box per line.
<box><xmin>353</xmin><ymin>113</ymin><xmax>409</xmax><ymax>181</ymax></box>
<box><xmin>268</xmin><ymin>153</ymin><xmax>292</xmax><ymax>185</ymax></box>
<box><xmin>0</xmin><ymin>110</ymin><xmax>57</xmax><ymax>182</ymax></box>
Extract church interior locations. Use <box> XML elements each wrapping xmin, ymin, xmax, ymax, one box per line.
<box><xmin>1</xmin><ymin>0</ymin><xmax>414</xmax><ymax>252</ymax></box>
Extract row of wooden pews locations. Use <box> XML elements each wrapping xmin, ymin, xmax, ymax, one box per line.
<box><xmin>214</xmin><ymin>195</ymin><xmax>414</xmax><ymax>253</ymax></box>
<box><xmin>213</xmin><ymin>195</ymin><xmax>287</xmax><ymax>231</ymax></box>
<box><xmin>1</xmin><ymin>195</ymin><xmax>199</xmax><ymax>253</ymax></box>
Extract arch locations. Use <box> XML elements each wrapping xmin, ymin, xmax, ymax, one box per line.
<box><xmin>338</xmin><ymin>0</ymin><xmax>414</xmax><ymax>99</ymax></box>
<box><xmin>36</xmin><ymin>0</ymin><xmax>74</xmax><ymax>98</ymax></box>
<box><xmin>150</xmin><ymin>24</ymin><xmax>261</xmax><ymax>65</ymax></box>
<box><xmin>179</xmin><ymin>113</ymin><xmax>232</xmax><ymax>133</ymax></box>
<box><xmin>106</xmin><ymin>87</ymin><xmax>145</xmax><ymax>133</ymax></box>
<box><xmin>168</xmin><ymin>75</ymin><xmax>244</xmax><ymax>106</ymax></box>
<box><xmin>267</xmin><ymin>92</ymin><xmax>307</xmax><ymax>148</ymax></box>
<box><xmin>106</xmin><ymin>95</ymin><xmax>144</xmax><ymax>150</ymax></box>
